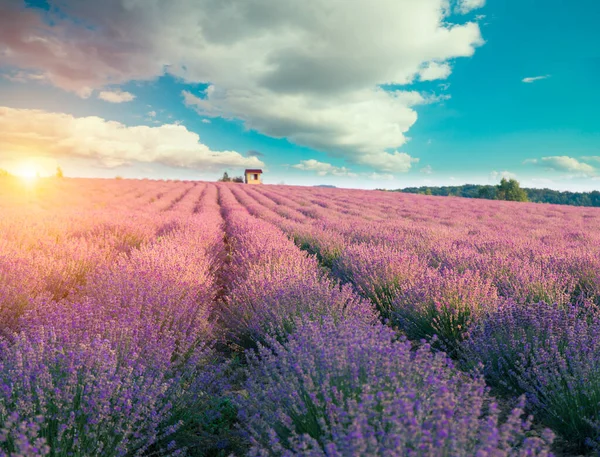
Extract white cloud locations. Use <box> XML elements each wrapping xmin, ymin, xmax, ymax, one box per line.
<box><xmin>293</xmin><ymin>159</ymin><xmax>357</xmax><ymax>178</ymax></box>
<box><xmin>522</xmin><ymin>75</ymin><xmax>551</xmax><ymax>83</ymax></box>
<box><xmin>367</xmin><ymin>172</ymin><xmax>395</xmax><ymax>181</ymax></box>
<box><xmin>147</xmin><ymin>110</ymin><xmax>157</xmax><ymax>117</ymax></box>
<box><xmin>0</xmin><ymin>0</ymin><xmax>484</xmax><ymax>173</ymax></box>
<box><xmin>201</xmin><ymin>118</ymin><xmax>211</xmax><ymax>124</ymax></box>
<box><xmin>525</xmin><ymin>156</ymin><xmax>596</xmax><ymax>176</ymax></box>
<box><xmin>489</xmin><ymin>170</ymin><xmax>517</xmax><ymax>182</ymax></box>
<box><xmin>456</xmin><ymin>0</ymin><xmax>486</xmax><ymax>14</ymax></box>
<box><xmin>420</xmin><ymin>165</ymin><xmax>433</xmax><ymax>174</ymax></box>
<box><xmin>98</xmin><ymin>89</ymin><xmax>136</xmax><ymax>103</ymax></box>
<box><xmin>293</xmin><ymin>160</ymin><xmax>397</xmax><ymax>181</ymax></box>
<box><xmin>419</xmin><ymin>62</ymin><xmax>452</xmax><ymax>81</ymax></box>
<box><xmin>184</xmin><ymin>88</ymin><xmax>422</xmax><ymax>172</ymax></box>
<box><xmin>0</xmin><ymin>106</ymin><xmax>263</xmax><ymax>170</ymax></box>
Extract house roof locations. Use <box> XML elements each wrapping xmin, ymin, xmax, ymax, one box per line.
<box><xmin>245</xmin><ymin>169</ymin><xmax>263</xmax><ymax>173</ymax></box>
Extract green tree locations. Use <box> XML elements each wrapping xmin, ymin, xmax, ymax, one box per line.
<box><xmin>496</xmin><ymin>178</ymin><xmax>528</xmax><ymax>202</ymax></box>
<box><xmin>232</xmin><ymin>176</ymin><xmax>244</xmax><ymax>183</ymax></box>
<box><xmin>477</xmin><ymin>186</ymin><xmax>497</xmax><ymax>200</ymax></box>
<box><xmin>218</xmin><ymin>172</ymin><xmax>231</xmax><ymax>182</ymax></box>
<box><xmin>56</xmin><ymin>166</ymin><xmax>64</xmax><ymax>178</ymax></box>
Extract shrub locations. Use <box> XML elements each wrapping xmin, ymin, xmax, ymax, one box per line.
<box><xmin>392</xmin><ymin>268</ymin><xmax>499</xmax><ymax>353</ymax></box>
<box><xmin>238</xmin><ymin>318</ymin><xmax>553</xmax><ymax>456</ymax></box>
<box><xmin>332</xmin><ymin>242</ymin><xmax>426</xmax><ymax>319</ymax></box>
<box><xmin>0</xmin><ymin>328</ymin><xmax>182</xmax><ymax>457</ymax></box>
<box><xmin>466</xmin><ymin>300</ymin><xmax>600</xmax><ymax>451</ymax></box>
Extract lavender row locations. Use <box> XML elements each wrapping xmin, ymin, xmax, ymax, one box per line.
<box><xmin>215</xmin><ymin>183</ymin><xmax>377</xmax><ymax>349</ymax></box>
<box><xmin>0</xmin><ymin>182</ymin><xmax>226</xmax><ymax>455</ymax></box>
<box><xmin>246</xmin><ymin>185</ymin><xmax>600</xmax><ymax>452</ymax></box>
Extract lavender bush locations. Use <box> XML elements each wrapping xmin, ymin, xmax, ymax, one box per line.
<box><xmin>466</xmin><ymin>300</ymin><xmax>600</xmax><ymax>451</ymax></box>
<box><xmin>391</xmin><ymin>268</ymin><xmax>499</xmax><ymax>352</ymax></box>
<box><xmin>238</xmin><ymin>318</ymin><xmax>553</xmax><ymax>456</ymax></box>
<box><xmin>332</xmin><ymin>242</ymin><xmax>425</xmax><ymax>319</ymax></box>
<box><xmin>0</xmin><ymin>328</ymin><xmax>183</xmax><ymax>457</ymax></box>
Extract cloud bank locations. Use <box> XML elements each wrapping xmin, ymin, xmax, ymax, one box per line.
<box><xmin>0</xmin><ymin>106</ymin><xmax>263</xmax><ymax>170</ymax></box>
<box><xmin>0</xmin><ymin>0</ymin><xmax>485</xmax><ymax>173</ymax></box>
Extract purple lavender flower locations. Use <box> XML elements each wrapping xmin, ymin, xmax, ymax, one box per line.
<box><xmin>239</xmin><ymin>317</ymin><xmax>553</xmax><ymax>456</ymax></box>
<box><xmin>466</xmin><ymin>300</ymin><xmax>600</xmax><ymax>451</ymax></box>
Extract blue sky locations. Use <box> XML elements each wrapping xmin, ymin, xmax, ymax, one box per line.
<box><xmin>0</xmin><ymin>0</ymin><xmax>598</xmax><ymax>190</ymax></box>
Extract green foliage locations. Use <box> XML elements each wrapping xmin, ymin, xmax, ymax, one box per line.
<box><xmin>496</xmin><ymin>178</ymin><xmax>528</xmax><ymax>202</ymax></box>
<box><xmin>56</xmin><ymin>166</ymin><xmax>64</xmax><ymax>178</ymax></box>
<box><xmin>232</xmin><ymin>176</ymin><xmax>244</xmax><ymax>183</ymax></box>
<box><xmin>218</xmin><ymin>172</ymin><xmax>231</xmax><ymax>182</ymax></box>
<box><xmin>0</xmin><ymin>169</ymin><xmax>11</xmax><ymax>177</ymax></box>
<box><xmin>477</xmin><ymin>185</ymin><xmax>497</xmax><ymax>199</ymax></box>
<box><xmin>397</xmin><ymin>181</ymin><xmax>600</xmax><ymax>207</ymax></box>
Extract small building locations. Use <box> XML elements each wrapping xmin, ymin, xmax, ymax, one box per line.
<box><xmin>244</xmin><ymin>169</ymin><xmax>263</xmax><ymax>184</ymax></box>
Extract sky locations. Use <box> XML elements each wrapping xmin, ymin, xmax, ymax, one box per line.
<box><xmin>0</xmin><ymin>0</ymin><xmax>599</xmax><ymax>190</ymax></box>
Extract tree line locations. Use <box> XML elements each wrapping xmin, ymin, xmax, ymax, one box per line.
<box><xmin>396</xmin><ymin>178</ymin><xmax>600</xmax><ymax>207</ymax></box>
<box><xmin>218</xmin><ymin>171</ymin><xmax>244</xmax><ymax>183</ymax></box>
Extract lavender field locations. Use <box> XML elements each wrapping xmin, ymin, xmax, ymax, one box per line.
<box><xmin>3</xmin><ymin>177</ymin><xmax>600</xmax><ymax>456</ymax></box>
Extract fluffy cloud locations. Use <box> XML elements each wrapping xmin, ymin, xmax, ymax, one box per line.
<box><xmin>419</xmin><ymin>62</ymin><xmax>452</xmax><ymax>81</ymax></box>
<box><xmin>0</xmin><ymin>106</ymin><xmax>263</xmax><ymax>170</ymax></box>
<box><xmin>293</xmin><ymin>160</ymin><xmax>398</xmax><ymax>181</ymax></box>
<box><xmin>420</xmin><ymin>165</ymin><xmax>433</xmax><ymax>174</ymax></box>
<box><xmin>525</xmin><ymin>156</ymin><xmax>596</xmax><ymax>176</ymax></box>
<box><xmin>456</xmin><ymin>0</ymin><xmax>486</xmax><ymax>14</ymax></box>
<box><xmin>489</xmin><ymin>170</ymin><xmax>517</xmax><ymax>181</ymax></box>
<box><xmin>293</xmin><ymin>159</ymin><xmax>357</xmax><ymax>177</ymax></box>
<box><xmin>97</xmin><ymin>89</ymin><xmax>136</xmax><ymax>103</ymax></box>
<box><xmin>0</xmin><ymin>0</ymin><xmax>484</xmax><ymax>173</ymax></box>
<box><xmin>522</xmin><ymin>75</ymin><xmax>550</xmax><ymax>83</ymax></box>
<box><xmin>184</xmin><ymin>88</ymin><xmax>422</xmax><ymax>172</ymax></box>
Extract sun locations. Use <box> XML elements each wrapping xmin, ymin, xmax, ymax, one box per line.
<box><xmin>12</xmin><ymin>161</ymin><xmax>42</xmax><ymax>183</ymax></box>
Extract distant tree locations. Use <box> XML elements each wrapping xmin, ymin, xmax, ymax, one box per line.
<box><xmin>496</xmin><ymin>178</ymin><xmax>528</xmax><ymax>202</ymax></box>
<box><xmin>115</xmin><ymin>175</ymin><xmax>123</xmax><ymax>180</ymax></box>
<box><xmin>477</xmin><ymin>186</ymin><xmax>497</xmax><ymax>200</ymax></box>
<box><xmin>232</xmin><ymin>176</ymin><xmax>244</xmax><ymax>183</ymax></box>
<box><xmin>218</xmin><ymin>172</ymin><xmax>231</xmax><ymax>182</ymax></box>
<box><xmin>395</xmin><ymin>183</ymin><xmax>600</xmax><ymax>208</ymax></box>
<box><xmin>0</xmin><ymin>168</ymin><xmax>10</xmax><ymax>177</ymax></box>
<box><xmin>56</xmin><ymin>166</ymin><xmax>64</xmax><ymax>178</ymax></box>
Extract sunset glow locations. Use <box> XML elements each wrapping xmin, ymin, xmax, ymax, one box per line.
<box><xmin>1</xmin><ymin>1</ymin><xmax>599</xmax><ymax>456</ymax></box>
<box><xmin>14</xmin><ymin>163</ymin><xmax>39</xmax><ymax>180</ymax></box>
